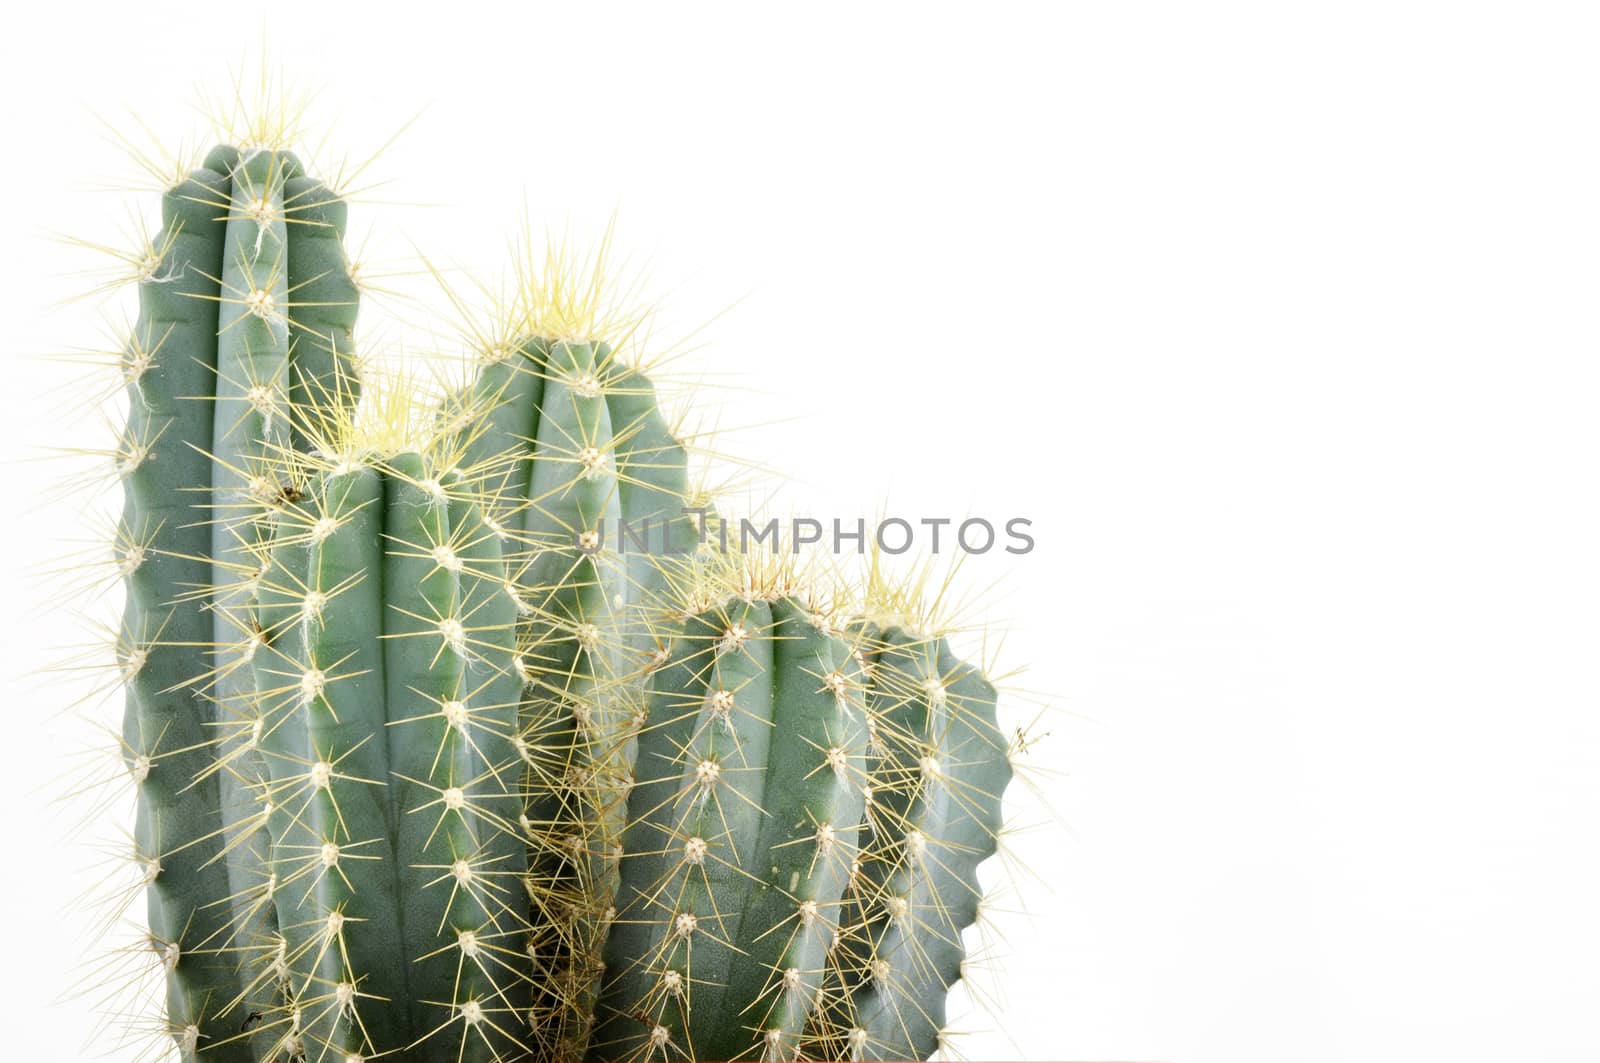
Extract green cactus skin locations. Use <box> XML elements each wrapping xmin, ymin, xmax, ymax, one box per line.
<box><xmin>516</xmin><ymin>337</ymin><xmax>635</xmax><ymax>1059</ymax></box>
<box><xmin>810</xmin><ymin>626</ymin><xmax>1013</xmax><ymax>1062</ymax></box>
<box><xmin>283</xmin><ymin>174</ymin><xmax>361</xmax><ymax>449</ymax></box>
<box><xmin>119</xmin><ymin>144</ymin><xmax>254</xmax><ymax>1062</ymax></box>
<box><xmin>447</xmin><ymin>336</ymin><xmax>697</xmax><ymax>1058</ymax></box>
<box><xmin>249</xmin><ymin>454</ymin><xmax>527</xmax><ymax>1061</ymax></box>
<box><xmin>601</xmin><ymin>361</ymin><xmax>701</xmax><ymax>644</ymax></box>
<box><xmin>447</xmin><ymin>339</ymin><xmax>696</xmax><ymax>649</ymax></box>
<box><xmin>208</xmin><ymin>147</ymin><xmax>299</xmax><ymax>1034</ymax></box>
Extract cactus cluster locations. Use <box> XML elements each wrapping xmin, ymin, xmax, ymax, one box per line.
<box><xmin>91</xmin><ymin>127</ymin><xmax>1020</xmax><ymax>1063</ymax></box>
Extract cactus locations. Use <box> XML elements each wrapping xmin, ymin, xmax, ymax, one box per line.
<box><xmin>591</xmin><ymin>582</ymin><xmax>870</xmax><ymax>1063</ymax></box>
<box><xmin>242</xmin><ymin>443</ymin><xmax>527</xmax><ymax>1060</ymax></box>
<box><xmin>208</xmin><ymin>143</ymin><xmax>364</xmax><ymax>1043</ymax></box>
<box><xmin>426</xmin><ymin>252</ymin><xmax>1011</xmax><ymax>1060</ymax></box>
<box><xmin>118</xmin><ymin>142</ymin><xmax>247</xmax><ymax>1063</ymax></box>
<box><xmin>115</xmin><ymin>139</ymin><xmax>360</xmax><ymax>1060</ymax></box>
<box><xmin>94</xmin><ymin>123</ymin><xmax>1018</xmax><ymax>1063</ymax></box>
<box><xmin>580</xmin><ymin>559</ymin><xmax>1012</xmax><ymax>1063</ymax></box>
<box><xmin>810</xmin><ymin>622</ymin><xmax>1012</xmax><ymax>1061</ymax></box>
<box><xmin>437</xmin><ymin>255</ymin><xmax>702</xmax><ymax>1058</ymax></box>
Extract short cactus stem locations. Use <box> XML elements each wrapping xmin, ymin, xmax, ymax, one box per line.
<box><xmin>591</xmin><ymin>589</ymin><xmax>869</xmax><ymax>1061</ymax></box>
<box><xmin>807</xmin><ymin>626</ymin><xmax>1012</xmax><ymax>1061</ymax></box>
<box><xmin>247</xmin><ymin>451</ymin><xmax>527</xmax><ymax>1059</ymax></box>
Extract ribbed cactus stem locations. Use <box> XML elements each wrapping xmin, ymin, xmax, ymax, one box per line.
<box><xmin>205</xmin><ymin>147</ymin><xmax>363</xmax><ymax>1039</ymax></box>
<box><xmin>283</xmin><ymin>175</ymin><xmax>360</xmax><ymax>448</ymax></box>
<box><xmin>594</xmin><ymin>594</ymin><xmax>870</xmax><ymax>1062</ymax></box>
<box><xmin>813</xmin><ymin>626</ymin><xmax>1012</xmax><ymax>1061</ymax></box>
<box><xmin>382</xmin><ymin>454</ymin><xmax>529</xmax><ymax>1059</ymax></box>
<box><xmin>113</xmin><ymin>139</ymin><xmax>364</xmax><ymax>1059</ymax></box>
<box><xmin>119</xmin><ymin>144</ymin><xmax>254</xmax><ymax>1062</ymax></box>
<box><xmin>518</xmin><ymin>338</ymin><xmax>633</xmax><ymax>1056</ymax></box>
<box><xmin>248</xmin><ymin>453</ymin><xmax>528</xmax><ymax>1060</ymax></box>
<box><xmin>603</xmin><ymin>362</ymin><xmax>698</xmax><ymax>644</ymax></box>
<box><xmin>448</xmin><ymin>331</ymin><xmax>697</xmax><ymax>1058</ymax></box>
<box><xmin>210</xmin><ymin>148</ymin><xmax>298</xmax><ymax>1034</ymax></box>
<box><xmin>253</xmin><ymin>466</ymin><xmax>406</xmax><ymax>1055</ymax></box>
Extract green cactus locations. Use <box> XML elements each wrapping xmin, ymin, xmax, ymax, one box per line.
<box><xmin>115</xmin><ymin>140</ymin><xmax>361</xmax><ymax>1060</ymax></box>
<box><xmin>118</xmin><ymin>142</ymin><xmax>247</xmax><ymax>1063</ymax></box>
<box><xmin>242</xmin><ymin>447</ymin><xmax>526</xmax><ymax>1061</ymax></box>
<box><xmin>209</xmin><ymin>144</ymin><xmax>364</xmax><ymax>1034</ymax></box>
<box><xmin>811</xmin><ymin>623</ymin><xmax>1012</xmax><ymax>1061</ymax></box>
<box><xmin>437</xmin><ymin>263</ymin><xmax>702</xmax><ymax>1058</ymax></box>
<box><xmin>99</xmin><ymin>127</ymin><xmax>1017</xmax><ymax>1063</ymax></box>
<box><xmin>591</xmin><ymin>586</ymin><xmax>871</xmax><ymax>1063</ymax></box>
<box><xmin>578</xmin><ymin>560</ymin><xmax>1012</xmax><ymax>1063</ymax></box>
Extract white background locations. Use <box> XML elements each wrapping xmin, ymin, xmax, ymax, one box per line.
<box><xmin>3</xmin><ymin>3</ymin><xmax>1598</xmax><ymax>1061</ymax></box>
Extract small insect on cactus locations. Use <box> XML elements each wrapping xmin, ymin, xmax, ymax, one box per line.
<box><xmin>111</xmin><ymin>124</ymin><xmax>361</xmax><ymax>1059</ymax></box>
